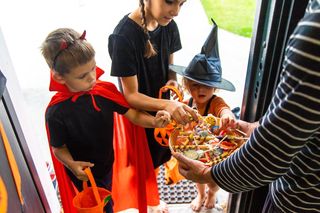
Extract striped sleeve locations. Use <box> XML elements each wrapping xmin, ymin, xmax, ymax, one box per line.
<box><xmin>211</xmin><ymin>3</ymin><xmax>320</xmax><ymax>210</ymax></box>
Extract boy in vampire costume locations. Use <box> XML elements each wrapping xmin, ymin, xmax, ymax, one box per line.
<box><xmin>42</xmin><ymin>28</ymin><xmax>169</xmax><ymax>213</ymax></box>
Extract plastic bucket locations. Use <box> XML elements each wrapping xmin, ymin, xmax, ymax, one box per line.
<box><xmin>154</xmin><ymin>85</ymin><xmax>183</xmax><ymax>146</ymax></box>
<box><xmin>73</xmin><ymin>168</ymin><xmax>111</xmax><ymax>213</ymax></box>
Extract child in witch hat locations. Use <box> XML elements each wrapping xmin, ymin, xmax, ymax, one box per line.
<box><xmin>170</xmin><ymin>19</ymin><xmax>236</xmax><ymax>211</ymax></box>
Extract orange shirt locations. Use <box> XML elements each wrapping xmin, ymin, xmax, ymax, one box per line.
<box><xmin>186</xmin><ymin>95</ymin><xmax>230</xmax><ymax>117</ymax></box>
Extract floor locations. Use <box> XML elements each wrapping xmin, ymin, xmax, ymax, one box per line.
<box><xmin>155</xmin><ymin>157</ymin><xmax>228</xmax><ymax>213</ymax></box>
<box><xmin>119</xmin><ymin>165</ymin><xmax>229</xmax><ymax>213</ymax></box>
<box><xmin>168</xmin><ymin>204</ymin><xmax>225</xmax><ymax>213</ymax></box>
<box><xmin>120</xmin><ymin>202</ymin><xmax>226</xmax><ymax>213</ymax></box>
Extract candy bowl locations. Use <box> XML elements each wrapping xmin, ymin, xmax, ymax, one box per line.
<box><xmin>169</xmin><ymin>114</ymin><xmax>248</xmax><ymax>166</ymax></box>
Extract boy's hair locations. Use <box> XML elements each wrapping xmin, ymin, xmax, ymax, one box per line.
<box><xmin>139</xmin><ymin>0</ymin><xmax>157</xmax><ymax>58</ymax></box>
<box><xmin>40</xmin><ymin>28</ymin><xmax>95</xmax><ymax>75</ymax></box>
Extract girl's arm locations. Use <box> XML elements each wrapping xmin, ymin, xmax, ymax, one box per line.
<box><xmin>168</xmin><ymin>53</ymin><xmax>177</xmax><ymax>81</ymax></box>
<box><xmin>120</xmin><ymin>76</ymin><xmax>197</xmax><ymax>125</ymax></box>
<box><xmin>52</xmin><ymin>145</ymin><xmax>93</xmax><ymax>181</ymax></box>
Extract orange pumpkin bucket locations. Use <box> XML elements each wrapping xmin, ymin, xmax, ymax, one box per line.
<box><xmin>73</xmin><ymin>168</ymin><xmax>111</xmax><ymax>213</ymax></box>
<box><xmin>154</xmin><ymin>85</ymin><xmax>183</xmax><ymax>146</ymax></box>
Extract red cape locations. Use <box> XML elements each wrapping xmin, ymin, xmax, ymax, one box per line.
<box><xmin>45</xmin><ymin>67</ymin><xmax>159</xmax><ymax>213</ymax></box>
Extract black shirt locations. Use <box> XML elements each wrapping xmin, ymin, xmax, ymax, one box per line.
<box><xmin>108</xmin><ymin>15</ymin><xmax>182</xmax><ymax>167</ymax></box>
<box><xmin>46</xmin><ymin>95</ymin><xmax>128</xmax><ymax>186</ymax></box>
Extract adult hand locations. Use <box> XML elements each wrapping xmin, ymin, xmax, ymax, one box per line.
<box><xmin>233</xmin><ymin>120</ymin><xmax>259</xmax><ymax>136</ymax></box>
<box><xmin>172</xmin><ymin>152</ymin><xmax>217</xmax><ymax>185</ymax></box>
<box><xmin>165</xmin><ymin>101</ymin><xmax>198</xmax><ymax>125</ymax></box>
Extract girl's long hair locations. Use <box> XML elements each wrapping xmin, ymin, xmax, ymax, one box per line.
<box><xmin>139</xmin><ymin>0</ymin><xmax>157</xmax><ymax>58</ymax></box>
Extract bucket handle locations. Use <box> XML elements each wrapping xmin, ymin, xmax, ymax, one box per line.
<box><xmin>158</xmin><ymin>85</ymin><xmax>183</xmax><ymax>102</ymax></box>
<box><xmin>83</xmin><ymin>168</ymin><xmax>101</xmax><ymax>205</ymax></box>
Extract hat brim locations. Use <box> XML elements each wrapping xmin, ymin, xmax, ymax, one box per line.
<box><xmin>169</xmin><ymin>64</ymin><xmax>235</xmax><ymax>92</ymax></box>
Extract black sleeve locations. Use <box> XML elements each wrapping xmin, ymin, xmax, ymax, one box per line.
<box><xmin>108</xmin><ymin>34</ymin><xmax>138</xmax><ymax>77</ymax></box>
<box><xmin>46</xmin><ymin>114</ymin><xmax>67</xmax><ymax>148</ymax></box>
<box><xmin>111</xmin><ymin>100</ymin><xmax>129</xmax><ymax>115</ymax></box>
<box><xmin>169</xmin><ymin>20</ymin><xmax>182</xmax><ymax>54</ymax></box>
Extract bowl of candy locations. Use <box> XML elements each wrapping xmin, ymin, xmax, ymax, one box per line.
<box><xmin>169</xmin><ymin>114</ymin><xmax>247</xmax><ymax>166</ymax></box>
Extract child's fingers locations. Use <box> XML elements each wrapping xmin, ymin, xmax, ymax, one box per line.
<box><xmin>160</xmin><ymin>119</ymin><xmax>168</xmax><ymax>127</ymax></box>
<box><xmin>166</xmin><ymin>115</ymin><xmax>171</xmax><ymax>122</ymax></box>
<box><xmin>74</xmin><ymin>168</ymin><xmax>88</xmax><ymax>181</ymax></box>
<box><xmin>183</xmin><ymin>105</ymin><xmax>198</xmax><ymax>121</ymax></box>
<box><xmin>157</xmin><ymin>110</ymin><xmax>171</xmax><ymax>120</ymax></box>
<box><xmin>220</xmin><ymin>117</ymin><xmax>228</xmax><ymax>127</ymax></box>
<box><xmin>162</xmin><ymin>111</ymin><xmax>171</xmax><ymax>120</ymax></box>
<box><xmin>229</xmin><ymin>118</ymin><xmax>236</xmax><ymax>127</ymax></box>
<box><xmin>80</xmin><ymin>161</ymin><xmax>94</xmax><ymax>168</ymax></box>
<box><xmin>162</xmin><ymin>119</ymin><xmax>170</xmax><ymax>127</ymax></box>
<box><xmin>156</xmin><ymin>113</ymin><xmax>170</xmax><ymax>127</ymax></box>
<box><xmin>79</xmin><ymin>174</ymin><xmax>88</xmax><ymax>181</ymax></box>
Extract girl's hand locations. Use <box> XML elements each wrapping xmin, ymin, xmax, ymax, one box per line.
<box><xmin>154</xmin><ymin>110</ymin><xmax>171</xmax><ymax>128</ymax></box>
<box><xmin>68</xmin><ymin>161</ymin><xmax>94</xmax><ymax>181</ymax></box>
<box><xmin>165</xmin><ymin>101</ymin><xmax>198</xmax><ymax>125</ymax></box>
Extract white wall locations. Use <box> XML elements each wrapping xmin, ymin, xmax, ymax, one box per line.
<box><xmin>0</xmin><ymin>27</ymin><xmax>61</xmax><ymax>213</ymax></box>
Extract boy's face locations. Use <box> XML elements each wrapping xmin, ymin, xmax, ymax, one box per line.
<box><xmin>56</xmin><ymin>59</ymin><xmax>97</xmax><ymax>92</ymax></box>
<box><xmin>187</xmin><ymin>80</ymin><xmax>215</xmax><ymax>105</ymax></box>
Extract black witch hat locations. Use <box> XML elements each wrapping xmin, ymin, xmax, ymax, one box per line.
<box><xmin>170</xmin><ymin>19</ymin><xmax>235</xmax><ymax>91</ymax></box>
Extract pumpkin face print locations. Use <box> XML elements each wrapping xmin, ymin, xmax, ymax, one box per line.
<box><xmin>154</xmin><ymin>122</ymin><xmax>175</xmax><ymax>146</ymax></box>
<box><xmin>154</xmin><ymin>85</ymin><xmax>183</xmax><ymax>146</ymax></box>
